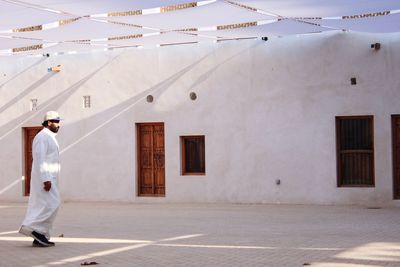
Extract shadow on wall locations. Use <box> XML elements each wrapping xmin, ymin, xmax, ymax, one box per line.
<box><xmin>43</xmin><ymin>51</ymin><xmax>219</xmax><ymax>199</ymax></box>
<box><xmin>0</xmin><ymin>43</ymin><xmax>259</xmax><ymax>197</ymax></box>
<box><xmin>1</xmin><ymin>41</ymin><xmax>259</xmax><ymax>150</ymax></box>
<box><xmin>0</xmin><ymin>56</ymin><xmax>122</xmax><ymax>196</ymax></box>
<box><xmin>0</xmin><ymin>72</ymin><xmax>54</xmax><ymax>114</ymax></box>
<box><xmin>0</xmin><ymin>50</ymin><xmax>210</xmax><ymax>196</ymax></box>
<box><xmin>186</xmin><ymin>42</ymin><xmax>261</xmax><ymax>93</ymax></box>
<box><xmin>56</xmin><ymin>45</ymin><xmax>263</xmax><ymax>195</ymax></box>
<box><xmin>0</xmin><ymin>55</ymin><xmax>121</xmax><ymax>142</ymax></box>
<box><xmin>0</xmin><ymin>57</ymin><xmax>46</xmax><ymax>89</ymax></box>
<box><xmin>58</xmin><ymin>50</ymin><xmax>220</xmax><ymax>155</ymax></box>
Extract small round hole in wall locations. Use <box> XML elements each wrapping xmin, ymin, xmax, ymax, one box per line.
<box><xmin>189</xmin><ymin>92</ymin><xmax>197</xmax><ymax>100</ymax></box>
<box><xmin>146</xmin><ymin>95</ymin><xmax>154</xmax><ymax>103</ymax></box>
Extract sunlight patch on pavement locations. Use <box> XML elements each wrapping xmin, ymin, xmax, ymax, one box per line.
<box><xmin>335</xmin><ymin>242</ymin><xmax>400</xmax><ymax>262</ymax></box>
<box><xmin>309</xmin><ymin>263</ymin><xmax>383</xmax><ymax>267</ymax></box>
<box><xmin>0</xmin><ymin>234</ymin><xmax>343</xmax><ymax>251</ymax></box>
<box><xmin>297</xmin><ymin>247</ymin><xmax>343</xmax><ymax>251</ymax></box>
<box><xmin>33</xmin><ymin>243</ymin><xmax>153</xmax><ymax>267</ymax></box>
<box><xmin>0</xmin><ymin>236</ymin><xmax>152</xmax><ymax>244</ymax></box>
<box><xmin>156</xmin><ymin>243</ymin><xmax>276</xmax><ymax>249</ymax></box>
<box><xmin>156</xmin><ymin>244</ymin><xmax>343</xmax><ymax>251</ymax></box>
<box><xmin>159</xmin><ymin>234</ymin><xmax>203</xmax><ymax>242</ymax></box>
<box><xmin>0</xmin><ymin>230</ymin><xmax>18</xmax><ymax>236</ymax></box>
<box><xmin>30</xmin><ymin>234</ymin><xmax>203</xmax><ymax>267</ymax></box>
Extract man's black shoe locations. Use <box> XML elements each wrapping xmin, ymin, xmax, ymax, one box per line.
<box><xmin>31</xmin><ymin>231</ymin><xmax>53</xmax><ymax>247</ymax></box>
<box><xmin>33</xmin><ymin>239</ymin><xmax>55</xmax><ymax>247</ymax></box>
<box><xmin>32</xmin><ymin>239</ymin><xmax>47</xmax><ymax>247</ymax></box>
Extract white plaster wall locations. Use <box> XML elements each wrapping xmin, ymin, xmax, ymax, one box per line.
<box><xmin>0</xmin><ymin>31</ymin><xmax>399</xmax><ymax>206</ymax></box>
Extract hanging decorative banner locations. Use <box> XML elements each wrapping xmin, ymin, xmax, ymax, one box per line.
<box><xmin>11</xmin><ymin>18</ymin><xmax>81</xmax><ymax>33</ymax></box>
<box><xmin>174</xmin><ymin>28</ymin><xmax>198</xmax><ymax>32</ymax></box>
<box><xmin>108</xmin><ymin>34</ymin><xmax>143</xmax><ymax>41</ymax></box>
<box><xmin>107</xmin><ymin>21</ymin><xmax>143</xmax><ymax>29</ymax></box>
<box><xmin>107</xmin><ymin>10</ymin><xmax>143</xmax><ymax>17</ymax></box>
<box><xmin>224</xmin><ymin>0</ymin><xmax>278</xmax><ymax>17</ymax></box>
<box><xmin>161</xmin><ymin>2</ymin><xmax>197</xmax><ymax>13</ymax></box>
<box><xmin>2</xmin><ymin>10</ymin><xmax>388</xmax><ymax>55</ymax></box>
<box><xmin>99</xmin><ymin>1</ymin><xmax>214</xmax><ymax>17</ymax></box>
<box><xmin>12</xmin><ymin>44</ymin><xmax>43</xmax><ymax>53</ymax></box>
<box><xmin>217</xmin><ymin>22</ymin><xmax>258</xmax><ymax>31</ymax></box>
<box><xmin>13</xmin><ymin>25</ymin><xmax>43</xmax><ymax>33</ymax></box>
<box><xmin>59</xmin><ymin>17</ymin><xmax>81</xmax><ymax>26</ymax></box>
<box><xmin>342</xmin><ymin>11</ymin><xmax>390</xmax><ymax>19</ymax></box>
<box><xmin>224</xmin><ymin>0</ymin><xmax>396</xmax><ymax>24</ymax></box>
<box><xmin>5</xmin><ymin>0</ymin><xmax>215</xmax><ymax>34</ymax></box>
<box><xmin>71</xmin><ymin>40</ymin><xmax>90</xmax><ymax>43</ymax></box>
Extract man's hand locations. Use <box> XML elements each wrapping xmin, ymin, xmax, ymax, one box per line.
<box><xmin>43</xmin><ymin>181</ymin><xmax>52</xmax><ymax>191</ymax></box>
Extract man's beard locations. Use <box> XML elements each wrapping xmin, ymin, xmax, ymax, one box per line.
<box><xmin>49</xmin><ymin>125</ymin><xmax>59</xmax><ymax>133</ymax></box>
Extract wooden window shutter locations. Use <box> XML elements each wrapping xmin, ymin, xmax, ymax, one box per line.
<box><xmin>181</xmin><ymin>135</ymin><xmax>205</xmax><ymax>175</ymax></box>
<box><xmin>336</xmin><ymin>116</ymin><xmax>374</xmax><ymax>187</ymax></box>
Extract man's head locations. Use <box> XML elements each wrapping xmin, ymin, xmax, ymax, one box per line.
<box><xmin>42</xmin><ymin>111</ymin><xmax>61</xmax><ymax>133</ymax></box>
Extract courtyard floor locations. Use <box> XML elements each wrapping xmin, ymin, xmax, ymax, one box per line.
<box><xmin>0</xmin><ymin>202</ymin><xmax>399</xmax><ymax>267</ymax></box>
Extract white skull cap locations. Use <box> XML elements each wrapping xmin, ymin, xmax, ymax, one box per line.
<box><xmin>43</xmin><ymin>111</ymin><xmax>61</xmax><ymax>121</ymax></box>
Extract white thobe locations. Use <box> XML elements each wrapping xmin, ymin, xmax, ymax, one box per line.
<box><xmin>21</xmin><ymin>127</ymin><xmax>61</xmax><ymax>238</ymax></box>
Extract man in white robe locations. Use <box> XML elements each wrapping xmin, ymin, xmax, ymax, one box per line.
<box><xmin>19</xmin><ymin>111</ymin><xmax>62</xmax><ymax>247</ymax></box>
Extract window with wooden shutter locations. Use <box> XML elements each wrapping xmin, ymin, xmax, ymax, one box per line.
<box><xmin>181</xmin><ymin>135</ymin><xmax>205</xmax><ymax>175</ymax></box>
<box><xmin>336</xmin><ymin>116</ymin><xmax>374</xmax><ymax>187</ymax></box>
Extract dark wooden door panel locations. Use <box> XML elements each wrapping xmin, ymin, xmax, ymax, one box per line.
<box><xmin>23</xmin><ymin>127</ymin><xmax>42</xmax><ymax>196</ymax></box>
<box><xmin>393</xmin><ymin>115</ymin><xmax>400</xmax><ymax>199</ymax></box>
<box><xmin>137</xmin><ymin>123</ymin><xmax>165</xmax><ymax>196</ymax></box>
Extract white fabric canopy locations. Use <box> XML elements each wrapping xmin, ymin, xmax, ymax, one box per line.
<box><xmin>233</xmin><ymin>0</ymin><xmax>400</xmax><ymax>17</ymax></box>
<box><xmin>0</xmin><ymin>0</ymin><xmax>399</xmax><ymax>56</ymax></box>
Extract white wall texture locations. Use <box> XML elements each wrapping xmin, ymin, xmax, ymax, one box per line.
<box><xmin>0</xmin><ymin>31</ymin><xmax>399</xmax><ymax>206</ymax></box>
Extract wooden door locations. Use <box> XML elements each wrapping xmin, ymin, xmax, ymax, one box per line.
<box><xmin>137</xmin><ymin>123</ymin><xmax>165</xmax><ymax>196</ymax></box>
<box><xmin>23</xmin><ymin>126</ymin><xmax>42</xmax><ymax>196</ymax></box>
<box><xmin>392</xmin><ymin>115</ymin><xmax>400</xmax><ymax>199</ymax></box>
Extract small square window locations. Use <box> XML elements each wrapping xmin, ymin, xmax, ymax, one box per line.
<box><xmin>83</xmin><ymin>95</ymin><xmax>91</xmax><ymax>108</ymax></box>
<box><xmin>181</xmin><ymin>135</ymin><xmax>205</xmax><ymax>175</ymax></box>
<box><xmin>30</xmin><ymin>99</ymin><xmax>38</xmax><ymax>111</ymax></box>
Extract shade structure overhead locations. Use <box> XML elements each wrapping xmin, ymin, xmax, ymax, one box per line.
<box><xmin>0</xmin><ymin>35</ymin><xmax>42</xmax><ymax>50</ymax></box>
<box><xmin>234</xmin><ymin>0</ymin><xmax>400</xmax><ymax>18</ymax></box>
<box><xmin>102</xmin><ymin>1</ymin><xmax>275</xmax><ymax>31</ymax></box>
<box><xmin>306</xmin><ymin>13</ymin><xmax>400</xmax><ymax>33</ymax></box>
<box><xmin>19</xmin><ymin>0</ymin><xmax>199</xmax><ymax>16</ymax></box>
<box><xmin>7</xmin><ymin>18</ymin><xmax>157</xmax><ymax>42</ymax></box>
<box><xmin>189</xmin><ymin>19</ymin><xmax>335</xmax><ymax>39</ymax></box>
<box><xmin>0</xmin><ymin>1</ymin><xmax>74</xmax><ymax>31</ymax></box>
<box><xmin>0</xmin><ymin>0</ymin><xmax>399</xmax><ymax>57</ymax></box>
<box><xmin>96</xmin><ymin>31</ymin><xmax>215</xmax><ymax>47</ymax></box>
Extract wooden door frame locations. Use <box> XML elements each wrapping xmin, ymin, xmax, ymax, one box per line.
<box><xmin>23</xmin><ymin>126</ymin><xmax>42</xmax><ymax>196</ymax></box>
<box><xmin>392</xmin><ymin>115</ymin><xmax>400</xmax><ymax>199</ymax></box>
<box><xmin>136</xmin><ymin>122</ymin><xmax>165</xmax><ymax>197</ymax></box>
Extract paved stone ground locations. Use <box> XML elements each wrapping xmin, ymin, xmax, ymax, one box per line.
<box><xmin>0</xmin><ymin>202</ymin><xmax>399</xmax><ymax>267</ymax></box>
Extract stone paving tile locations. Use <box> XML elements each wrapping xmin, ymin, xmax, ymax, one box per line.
<box><xmin>0</xmin><ymin>203</ymin><xmax>399</xmax><ymax>267</ymax></box>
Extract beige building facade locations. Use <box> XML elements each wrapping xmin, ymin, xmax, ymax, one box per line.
<box><xmin>0</xmin><ymin>31</ymin><xmax>399</xmax><ymax>206</ymax></box>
